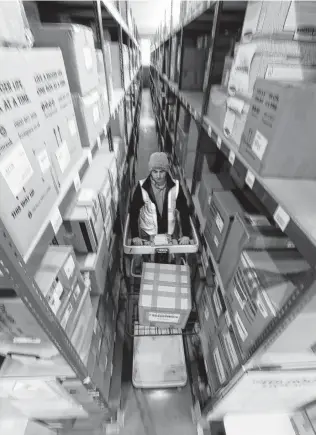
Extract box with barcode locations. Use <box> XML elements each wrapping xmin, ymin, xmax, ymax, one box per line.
<box><xmin>139</xmin><ymin>263</ymin><xmax>192</xmax><ymax>329</ymax></box>
<box><xmin>72</xmin><ymin>90</ymin><xmax>104</xmax><ymax>148</ymax></box>
<box><xmin>219</xmin><ymin>213</ymin><xmax>294</xmax><ymax>288</ymax></box>
<box><xmin>226</xmin><ymin>249</ymin><xmax>310</xmax><ymax>355</ymax></box>
<box><xmin>208</xmin><ymin>191</ymin><xmax>243</xmax><ymax>262</ymax></box>
<box><xmin>240</xmin><ymin>79</ymin><xmax>316</xmax><ymax>178</ymax></box>
<box><xmin>31</xmin><ymin>24</ymin><xmax>98</xmax><ymax>96</ymax></box>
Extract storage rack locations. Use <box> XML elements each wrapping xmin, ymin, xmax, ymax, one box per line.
<box><xmin>150</xmin><ymin>0</ymin><xmax>316</xmax><ymax>425</ymax></box>
<box><xmin>0</xmin><ymin>0</ymin><xmax>141</xmax><ymax>430</ymax></box>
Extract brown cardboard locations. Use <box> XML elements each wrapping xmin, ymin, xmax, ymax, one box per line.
<box><xmin>240</xmin><ymin>78</ymin><xmax>316</xmax><ymax>178</ymax></box>
<box><xmin>198</xmin><ymin>171</ymin><xmax>235</xmax><ymax>218</ymax></box>
<box><xmin>219</xmin><ymin>214</ymin><xmax>294</xmax><ymax>288</ymax></box>
<box><xmin>0</xmin><ymin>48</ymin><xmax>58</xmax><ymax>257</ymax></box>
<box><xmin>226</xmin><ymin>249</ymin><xmax>310</xmax><ymax>355</ymax></box>
<box><xmin>181</xmin><ymin>48</ymin><xmax>206</xmax><ymax>90</ymax></box>
<box><xmin>72</xmin><ymin>89</ymin><xmax>104</xmax><ymax>148</ymax></box>
<box><xmin>207</xmin><ymin>191</ymin><xmax>243</xmax><ymax>261</ymax></box>
<box><xmin>139</xmin><ymin>263</ymin><xmax>192</xmax><ymax>329</ymax></box>
<box><xmin>27</xmin><ymin>48</ymin><xmax>83</xmax><ymax>188</ymax></box>
<box><xmin>31</xmin><ymin>24</ymin><xmax>98</xmax><ymax>96</ymax></box>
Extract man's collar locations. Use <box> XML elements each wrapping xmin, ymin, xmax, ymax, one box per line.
<box><xmin>143</xmin><ymin>172</ymin><xmax>175</xmax><ymax>191</ymax></box>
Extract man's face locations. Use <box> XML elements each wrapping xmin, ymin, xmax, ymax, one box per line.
<box><xmin>151</xmin><ymin>168</ymin><xmax>167</xmax><ymax>185</ymax></box>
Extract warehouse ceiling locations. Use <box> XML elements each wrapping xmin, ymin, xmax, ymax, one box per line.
<box><xmin>130</xmin><ymin>0</ymin><xmax>171</xmax><ymax>36</ymax></box>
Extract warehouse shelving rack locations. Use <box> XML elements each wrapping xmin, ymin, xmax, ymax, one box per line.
<box><xmin>0</xmin><ymin>0</ymin><xmax>141</xmax><ymax>431</ymax></box>
<box><xmin>150</xmin><ymin>0</ymin><xmax>316</xmax><ymax>425</ymax></box>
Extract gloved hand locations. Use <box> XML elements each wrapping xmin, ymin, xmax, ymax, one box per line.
<box><xmin>132</xmin><ymin>237</ymin><xmax>143</xmax><ymax>245</ymax></box>
<box><xmin>179</xmin><ymin>236</ymin><xmax>190</xmax><ymax>245</ymax></box>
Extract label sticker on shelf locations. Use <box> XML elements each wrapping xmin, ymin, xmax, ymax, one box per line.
<box><xmin>51</xmin><ymin>207</ymin><xmax>62</xmax><ymax>235</ymax></box>
<box><xmin>87</xmin><ymin>151</ymin><xmax>93</xmax><ymax>165</ymax></box>
<box><xmin>68</xmin><ymin>119</ymin><xmax>77</xmax><ymax>137</ymax></box>
<box><xmin>273</xmin><ymin>205</ymin><xmax>290</xmax><ymax>232</ymax></box>
<box><xmin>0</xmin><ymin>142</ymin><xmax>33</xmax><ymax>196</ymax></box>
<box><xmin>215</xmin><ymin>212</ymin><xmax>224</xmax><ymax>233</ymax></box>
<box><xmin>228</xmin><ymin>150</ymin><xmax>235</xmax><ymax>166</ymax></box>
<box><xmin>225</xmin><ymin>310</ymin><xmax>232</xmax><ymax>328</ymax></box>
<box><xmin>213</xmin><ymin>289</ymin><xmax>222</xmax><ymax>319</ymax></box>
<box><xmin>208</xmin><ymin>126</ymin><xmax>212</xmax><ymax>137</ymax></box>
<box><xmin>252</xmin><ymin>130</ymin><xmax>268</xmax><ymax>161</ymax></box>
<box><xmin>216</xmin><ymin>137</ymin><xmax>222</xmax><ymax>150</ymax></box>
<box><xmin>256</xmin><ymin>293</ymin><xmax>269</xmax><ymax>319</ymax></box>
<box><xmin>64</xmin><ymin>256</ymin><xmax>75</xmax><ymax>280</ymax></box>
<box><xmin>222</xmin><ymin>331</ymin><xmax>239</xmax><ymax>369</ymax></box>
<box><xmin>97</xmin><ymin>137</ymin><xmax>101</xmax><ymax>149</ymax></box>
<box><xmin>245</xmin><ymin>170</ymin><xmax>255</xmax><ymax>189</ymax></box>
<box><xmin>83</xmin><ymin>47</ymin><xmax>93</xmax><ymax>70</ymax></box>
<box><xmin>73</xmin><ymin>173</ymin><xmax>81</xmax><ymax>192</ymax></box>
<box><xmin>213</xmin><ymin>235</ymin><xmax>219</xmax><ymax>247</ymax></box>
<box><xmin>204</xmin><ymin>306</ymin><xmax>209</xmax><ymax>321</ymax></box>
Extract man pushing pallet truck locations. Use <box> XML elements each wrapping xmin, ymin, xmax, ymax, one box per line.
<box><xmin>123</xmin><ymin>152</ymin><xmax>199</xmax><ymax>388</ymax></box>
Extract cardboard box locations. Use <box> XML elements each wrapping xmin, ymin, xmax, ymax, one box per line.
<box><xmin>0</xmin><ymin>48</ymin><xmax>58</xmax><ymax>257</ymax></box>
<box><xmin>96</xmin><ymin>49</ymin><xmax>106</xmax><ymax>84</ymax></box>
<box><xmin>139</xmin><ymin>263</ymin><xmax>192</xmax><ymax>329</ymax></box>
<box><xmin>198</xmin><ymin>171</ymin><xmax>235</xmax><ymax>218</ymax></box>
<box><xmin>228</xmin><ymin>40</ymin><xmax>316</xmax><ymax>99</ymax></box>
<box><xmin>219</xmin><ymin>321</ymin><xmax>241</xmax><ymax>372</ymax></box>
<box><xmin>60</xmin><ymin>276</ymin><xmax>86</xmax><ymax>337</ymax></box>
<box><xmin>77</xmin><ymin>229</ymin><xmax>109</xmax><ymax>295</ymax></box>
<box><xmin>223</xmin><ymin>104</ymin><xmax>250</xmax><ymax>147</ymax></box>
<box><xmin>240</xmin><ymin>79</ymin><xmax>316</xmax><ymax>178</ymax></box>
<box><xmin>72</xmin><ymin>89</ymin><xmax>104</xmax><ymax>148</ymax></box>
<box><xmin>97</xmin><ymin>145</ymin><xmax>119</xmax><ymax>189</ymax></box>
<box><xmin>109</xmin><ymin>43</ymin><xmax>123</xmax><ymax>89</ymax></box>
<box><xmin>0</xmin><ymin>1</ymin><xmax>31</xmax><ymax>47</ymax></box>
<box><xmin>110</xmin><ymin>103</ymin><xmax>125</xmax><ymax>139</ymax></box>
<box><xmin>79</xmin><ymin>148</ymin><xmax>113</xmax><ymax>221</ymax></box>
<box><xmin>35</xmin><ymin>246</ymin><xmax>79</xmax><ymax>320</ymax></box>
<box><xmin>207</xmin><ymin>191</ymin><xmax>244</xmax><ymax>262</ymax></box>
<box><xmin>32</xmin><ymin>24</ymin><xmax>98</xmax><ymax>96</ymax></box>
<box><xmin>202</xmin><ymin>332</ymin><xmax>231</xmax><ymax>391</ymax></box>
<box><xmin>197</xmin><ymin>286</ymin><xmax>218</xmax><ymax>338</ymax></box>
<box><xmin>64</xmin><ymin>189</ymin><xmax>104</xmax><ymax>254</ymax></box>
<box><xmin>226</xmin><ymin>249</ymin><xmax>310</xmax><ymax>355</ymax></box>
<box><xmin>99</xmin><ymin>84</ymin><xmax>110</xmax><ymax>127</ymax></box>
<box><xmin>219</xmin><ymin>214</ymin><xmax>295</xmax><ymax>288</ymax></box>
<box><xmin>242</xmin><ymin>1</ymin><xmax>316</xmax><ymax>42</ymax></box>
<box><xmin>0</xmin><ymin>290</ymin><xmax>50</xmax><ymax>342</ymax></box>
<box><xmin>27</xmin><ymin>48</ymin><xmax>83</xmax><ymax>188</ymax></box>
<box><xmin>178</xmin><ymin>106</ymin><xmax>191</xmax><ymax>133</ymax></box>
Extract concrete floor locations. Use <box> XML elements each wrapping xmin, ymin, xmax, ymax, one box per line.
<box><xmin>119</xmin><ymin>89</ymin><xmax>197</xmax><ymax>435</ymax></box>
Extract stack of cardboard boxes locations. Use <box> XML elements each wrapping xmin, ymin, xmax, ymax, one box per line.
<box><xmin>32</xmin><ymin>24</ymin><xmax>107</xmax><ymax>148</ymax></box>
<box><xmin>221</xmin><ymin>0</ymin><xmax>316</xmax><ymax>153</ymax></box>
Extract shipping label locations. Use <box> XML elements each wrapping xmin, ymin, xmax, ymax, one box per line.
<box><xmin>37</xmin><ymin>149</ymin><xmax>51</xmax><ymax>174</ymax></box>
<box><xmin>55</xmin><ymin>141</ymin><xmax>70</xmax><ymax>174</ymax></box>
<box><xmin>34</xmin><ymin>67</ymin><xmax>69</xmax><ymax>112</ymax></box>
<box><xmin>213</xmin><ymin>347</ymin><xmax>226</xmax><ymax>384</ymax></box>
<box><xmin>84</xmin><ymin>47</ymin><xmax>93</xmax><ymax>70</ymax></box>
<box><xmin>213</xmin><ymin>235</ymin><xmax>219</xmax><ymax>248</ymax></box>
<box><xmin>215</xmin><ymin>212</ymin><xmax>224</xmax><ymax>233</ymax></box>
<box><xmin>148</xmin><ymin>312</ymin><xmax>180</xmax><ymax>323</ymax></box>
<box><xmin>68</xmin><ymin>119</ymin><xmax>77</xmax><ymax>137</ymax></box>
<box><xmin>252</xmin><ymin>130</ymin><xmax>268</xmax><ymax>160</ymax></box>
<box><xmin>0</xmin><ymin>143</ymin><xmax>33</xmax><ymax>196</ymax></box>
<box><xmin>64</xmin><ymin>255</ymin><xmax>76</xmax><ymax>280</ymax></box>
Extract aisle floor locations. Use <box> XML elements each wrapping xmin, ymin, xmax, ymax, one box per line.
<box><xmin>119</xmin><ymin>90</ymin><xmax>197</xmax><ymax>435</ymax></box>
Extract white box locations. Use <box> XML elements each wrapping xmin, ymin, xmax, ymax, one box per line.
<box><xmin>96</xmin><ymin>49</ymin><xmax>106</xmax><ymax>84</ymax></box>
<box><xmin>228</xmin><ymin>40</ymin><xmax>316</xmax><ymax>98</ymax></box>
<box><xmin>109</xmin><ymin>42</ymin><xmax>122</xmax><ymax>88</ymax></box>
<box><xmin>31</xmin><ymin>24</ymin><xmax>98</xmax><ymax>96</ymax></box>
<box><xmin>64</xmin><ymin>189</ymin><xmax>104</xmax><ymax>254</ymax></box>
<box><xmin>26</xmin><ymin>48</ymin><xmax>83</xmax><ymax>188</ymax></box>
<box><xmin>242</xmin><ymin>1</ymin><xmax>316</xmax><ymax>42</ymax></box>
<box><xmin>72</xmin><ymin>90</ymin><xmax>104</xmax><ymax>148</ymax></box>
<box><xmin>0</xmin><ymin>48</ymin><xmax>58</xmax><ymax>257</ymax></box>
<box><xmin>0</xmin><ymin>1</ymin><xmax>32</xmax><ymax>47</ymax></box>
<box><xmin>99</xmin><ymin>84</ymin><xmax>110</xmax><ymax>127</ymax></box>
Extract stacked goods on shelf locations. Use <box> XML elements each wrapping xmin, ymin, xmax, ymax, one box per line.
<box><xmin>32</xmin><ymin>24</ymin><xmax>106</xmax><ymax>148</ymax></box>
<box><xmin>175</xmin><ymin>106</ymin><xmax>191</xmax><ymax>165</ymax></box>
<box><xmin>181</xmin><ymin>46</ymin><xmax>207</xmax><ymax>90</ymax></box>
<box><xmin>240</xmin><ymin>79</ymin><xmax>316</xmax><ymax>178</ymax></box>
<box><xmin>109</xmin><ymin>42</ymin><xmax>129</xmax><ymax>89</ymax></box>
<box><xmin>138</xmin><ymin>263</ymin><xmax>192</xmax><ymax>329</ymax></box>
<box><xmin>212</xmin><ymin>1</ymin><xmax>316</xmax><ymax>148</ymax></box>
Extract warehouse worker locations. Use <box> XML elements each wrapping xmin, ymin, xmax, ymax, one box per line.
<box><xmin>130</xmin><ymin>152</ymin><xmax>191</xmax><ymax>245</ymax></box>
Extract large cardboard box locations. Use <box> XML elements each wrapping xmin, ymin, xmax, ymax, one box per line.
<box><xmin>226</xmin><ymin>249</ymin><xmax>310</xmax><ymax>355</ymax></box>
<box><xmin>240</xmin><ymin>79</ymin><xmax>316</xmax><ymax>178</ymax></box>
<box><xmin>228</xmin><ymin>40</ymin><xmax>316</xmax><ymax>99</ymax></box>
<box><xmin>109</xmin><ymin>43</ymin><xmax>123</xmax><ymax>89</ymax></box>
<box><xmin>0</xmin><ymin>1</ymin><xmax>31</xmax><ymax>47</ymax></box>
<box><xmin>77</xmin><ymin>229</ymin><xmax>109</xmax><ymax>295</ymax></box>
<box><xmin>0</xmin><ymin>48</ymin><xmax>58</xmax><ymax>257</ymax></box>
<box><xmin>35</xmin><ymin>246</ymin><xmax>79</xmax><ymax>321</ymax></box>
<box><xmin>72</xmin><ymin>89</ymin><xmax>104</xmax><ymax>148</ymax></box>
<box><xmin>32</xmin><ymin>24</ymin><xmax>98</xmax><ymax>96</ymax></box>
<box><xmin>242</xmin><ymin>1</ymin><xmax>316</xmax><ymax>42</ymax></box>
<box><xmin>64</xmin><ymin>189</ymin><xmax>104</xmax><ymax>254</ymax></box>
<box><xmin>139</xmin><ymin>263</ymin><xmax>192</xmax><ymax>329</ymax></box>
<box><xmin>198</xmin><ymin>171</ymin><xmax>235</xmax><ymax>218</ymax></box>
<box><xmin>181</xmin><ymin>48</ymin><xmax>207</xmax><ymax>90</ymax></box>
<box><xmin>27</xmin><ymin>48</ymin><xmax>83</xmax><ymax>188</ymax></box>
<box><xmin>207</xmin><ymin>191</ymin><xmax>243</xmax><ymax>262</ymax></box>
<box><xmin>219</xmin><ymin>214</ymin><xmax>294</xmax><ymax>288</ymax></box>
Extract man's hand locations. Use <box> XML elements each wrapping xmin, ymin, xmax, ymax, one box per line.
<box><xmin>179</xmin><ymin>236</ymin><xmax>190</xmax><ymax>245</ymax></box>
<box><xmin>132</xmin><ymin>237</ymin><xmax>143</xmax><ymax>246</ymax></box>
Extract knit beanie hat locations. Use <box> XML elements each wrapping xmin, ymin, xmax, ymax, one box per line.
<box><xmin>148</xmin><ymin>152</ymin><xmax>169</xmax><ymax>172</ymax></box>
